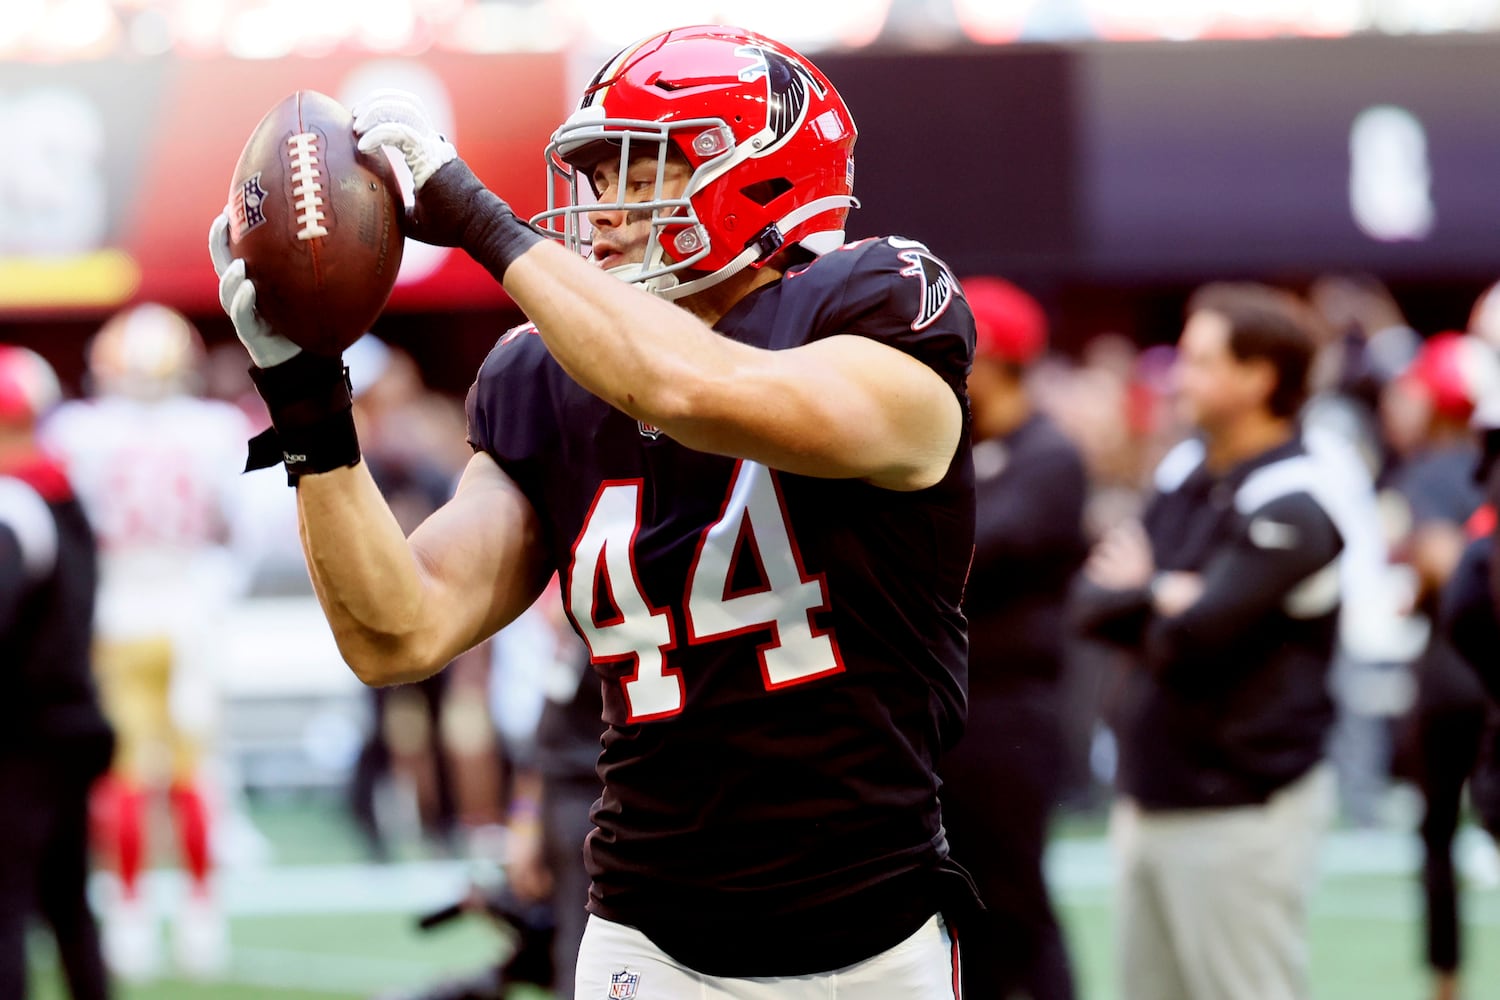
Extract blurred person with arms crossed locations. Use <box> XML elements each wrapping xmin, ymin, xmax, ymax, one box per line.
<box><xmin>0</xmin><ymin>346</ymin><xmax>114</xmax><ymax>1000</ymax></box>
<box><xmin>210</xmin><ymin>24</ymin><xmax>979</xmax><ymax>998</ymax></box>
<box><xmin>1074</xmin><ymin>284</ymin><xmax>1346</xmax><ymax>1000</ymax></box>
<box><xmin>938</xmin><ymin>277</ymin><xmax>1084</xmax><ymax>1000</ymax></box>
<box><xmin>42</xmin><ymin>304</ymin><xmax>252</xmax><ymax>982</ymax></box>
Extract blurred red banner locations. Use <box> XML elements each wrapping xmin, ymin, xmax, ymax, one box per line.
<box><xmin>0</xmin><ymin>52</ymin><xmax>568</xmax><ymax>318</ymax></box>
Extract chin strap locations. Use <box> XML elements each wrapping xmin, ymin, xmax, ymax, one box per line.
<box><xmin>653</xmin><ymin>195</ymin><xmax>859</xmax><ymax>301</ymax></box>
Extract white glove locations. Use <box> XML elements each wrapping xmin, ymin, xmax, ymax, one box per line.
<box><xmin>207</xmin><ymin>213</ymin><xmax>302</xmax><ymax>369</ymax></box>
<box><xmin>352</xmin><ymin>89</ymin><xmax>457</xmax><ymax>190</ymax></box>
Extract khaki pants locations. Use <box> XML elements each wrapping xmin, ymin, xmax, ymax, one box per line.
<box><xmin>1112</xmin><ymin>764</ymin><xmax>1336</xmax><ymax>1000</ymax></box>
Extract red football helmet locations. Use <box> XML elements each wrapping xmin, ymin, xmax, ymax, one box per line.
<box><xmin>531</xmin><ymin>25</ymin><xmax>859</xmax><ymax>299</ymax></box>
<box><xmin>963</xmin><ymin>276</ymin><xmax>1047</xmax><ymax>366</ymax></box>
<box><xmin>1400</xmin><ymin>331</ymin><xmax>1500</xmax><ymax>423</ymax></box>
<box><xmin>0</xmin><ymin>346</ymin><xmax>62</xmax><ymax>427</ymax></box>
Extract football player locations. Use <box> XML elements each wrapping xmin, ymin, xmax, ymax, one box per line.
<box><xmin>0</xmin><ymin>345</ymin><xmax>113</xmax><ymax>1000</ymax></box>
<box><xmin>211</xmin><ymin>25</ymin><xmax>978</xmax><ymax>998</ymax></box>
<box><xmin>42</xmin><ymin>303</ymin><xmax>251</xmax><ymax>981</ymax></box>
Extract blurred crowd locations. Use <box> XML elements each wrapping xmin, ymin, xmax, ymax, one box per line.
<box><xmin>4</xmin><ymin>268</ymin><xmax>1500</xmax><ymax>1000</ymax></box>
<box><xmin>978</xmin><ymin>271</ymin><xmax>1500</xmax><ymax>1000</ymax></box>
<box><xmin>12</xmin><ymin>0</ymin><xmax>1500</xmax><ymax>62</ymax></box>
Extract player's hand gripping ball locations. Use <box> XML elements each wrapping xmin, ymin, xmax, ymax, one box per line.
<box><xmin>223</xmin><ymin>90</ymin><xmax>403</xmax><ymax>356</ymax></box>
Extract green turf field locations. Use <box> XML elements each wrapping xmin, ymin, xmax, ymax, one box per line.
<box><xmin>27</xmin><ymin>796</ymin><xmax>1500</xmax><ymax>999</ymax></box>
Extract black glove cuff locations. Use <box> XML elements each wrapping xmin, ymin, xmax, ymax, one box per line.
<box><xmin>418</xmin><ymin>159</ymin><xmax>544</xmax><ymax>281</ymax></box>
<box><xmin>248</xmin><ymin>351</ymin><xmax>349</xmax><ymax>423</ymax></box>
<box><xmin>244</xmin><ymin>353</ymin><xmax>361</xmax><ymax>485</ymax></box>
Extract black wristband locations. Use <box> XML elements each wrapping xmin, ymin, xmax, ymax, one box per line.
<box><xmin>245</xmin><ymin>352</ymin><xmax>361</xmax><ymax>485</ymax></box>
<box><xmin>413</xmin><ymin>159</ymin><xmax>544</xmax><ymax>282</ymax></box>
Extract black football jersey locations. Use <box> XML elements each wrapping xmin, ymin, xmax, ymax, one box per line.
<box><xmin>466</xmin><ymin>236</ymin><xmax>975</xmax><ymax>974</ymax></box>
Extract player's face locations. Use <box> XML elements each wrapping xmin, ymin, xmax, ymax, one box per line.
<box><xmin>587</xmin><ymin>153</ymin><xmax>692</xmax><ymax>271</ymax></box>
<box><xmin>1174</xmin><ymin>309</ymin><xmax>1272</xmax><ymax>431</ymax></box>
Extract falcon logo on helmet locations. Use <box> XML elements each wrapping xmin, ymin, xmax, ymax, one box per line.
<box><xmin>735</xmin><ymin>45</ymin><xmax>825</xmax><ymax>157</ymax></box>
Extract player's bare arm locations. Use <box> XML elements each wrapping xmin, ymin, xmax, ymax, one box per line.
<box><xmin>207</xmin><ymin>209</ymin><xmax>547</xmax><ymax>688</ymax></box>
<box><xmin>504</xmin><ymin>239</ymin><xmax>963</xmax><ymax>492</ymax></box>
<box><xmin>296</xmin><ymin>452</ymin><xmax>549</xmax><ymax>686</ymax></box>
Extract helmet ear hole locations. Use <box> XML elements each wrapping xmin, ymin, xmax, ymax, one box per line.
<box><xmin>740</xmin><ymin>178</ymin><xmax>793</xmax><ymax>206</ymax></box>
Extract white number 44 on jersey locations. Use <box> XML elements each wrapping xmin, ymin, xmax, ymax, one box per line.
<box><xmin>567</xmin><ymin>460</ymin><xmax>844</xmax><ymax>721</ymax></box>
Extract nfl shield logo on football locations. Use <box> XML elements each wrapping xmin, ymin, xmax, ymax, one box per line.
<box><xmin>231</xmin><ymin>172</ymin><xmax>268</xmax><ymax>240</ymax></box>
<box><xmin>608</xmin><ymin>968</ymin><xmax>641</xmax><ymax>999</ymax></box>
<box><xmin>637</xmin><ymin>420</ymin><xmax>663</xmax><ymax>440</ymax></box>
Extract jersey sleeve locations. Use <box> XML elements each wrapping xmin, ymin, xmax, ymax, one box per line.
<box><xmin>822</xmin><ymin>237</ymin><xmax>975</xmax><ymax>395</ymax></box>
<box><xmin>464</xmin><ymin>324</ymin><xmax>556</xmax><ymax>506</ymax></box>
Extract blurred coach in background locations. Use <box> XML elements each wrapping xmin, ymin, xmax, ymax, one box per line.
<box><xmin>0</xmin><ymin>346</ymin><xmax>114</xmax><ymax>1000</ymax></box>
<box><xmin>1073</xmin><ymin>284</ymin><xmax>1345</xmax><ymax>1000</ymax></box>
<box><xmin>939</xmin><ymin>277</ymin><xmax>1086</xmax><ymax>1000</ymax></box>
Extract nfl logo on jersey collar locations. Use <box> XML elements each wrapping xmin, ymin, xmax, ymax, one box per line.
<box><xmin>609</xmin><ymin>968</ymin><xmax>641</xmax><ymax>998</ymax></box>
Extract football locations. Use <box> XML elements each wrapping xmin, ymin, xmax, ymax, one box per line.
<box><xmin>225</xmin><ymin>90</ymin><xmax>403</xmax><ymax>356</ymax></box>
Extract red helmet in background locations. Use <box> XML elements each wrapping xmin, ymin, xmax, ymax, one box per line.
<box><xmin>532</xmin><ymin>25</ymin><xmax>859</xmax><ymax>300</ymax></box>
<box><xmin>963</xmin><ymin>276</ymin><xmax>1047</xmax><ymax>366</ymax></box>
<box><xmin>1400</xmin><ymin>331</ymin><xmax>1500</xmax><ymax>423</ymax></box>
<box><xmin>0</xmin><ymin>346</ymin><xmax>62</xmax><ymax>427</ymax></box>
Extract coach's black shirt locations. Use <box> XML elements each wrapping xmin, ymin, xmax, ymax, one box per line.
<box><xmin>965</xmin><ymin>412</ymin><xmax>1088</xmax><ymax>691</ymax></box>
<box><xmin>0</xmin><ymin>454</ymin><xmax>111</xmax><ymax>771</ymax></box>
<box><xmin>467</xmin><ymin>237</ymin><xmax>976</xmax><ymax>975</ymax></box>
<box><xmin>1075</xmin><ymin>436</ymin><xmax>1343</xmax><ymax>809</ymax></box>
<box><xmin>1444</xmin><ymin>535</ymin><xmax>1500</xmax><ymax>704</ymax></box>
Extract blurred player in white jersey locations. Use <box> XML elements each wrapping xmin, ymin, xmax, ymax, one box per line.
<box><xmin>42</xmin><ymin>303</ymin><xmax>251</xmax><ymax>982</ymax></box>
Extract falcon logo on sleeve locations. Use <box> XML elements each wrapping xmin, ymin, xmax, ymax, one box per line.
<box><xmin>895</xmin><ymin>240</ymin><xmax>959</xmax><ymax>331</ymax></box>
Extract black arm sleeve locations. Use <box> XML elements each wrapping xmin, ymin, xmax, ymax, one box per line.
<box><xmin>1145</xmin><ymin>492</ymin><xmax>1341</xmax><ymax>674</ymax></box>
<box><xmin>0</xmin><ymin>527</ymin><xmax>26</xmax><ymax>635</ymax></box>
